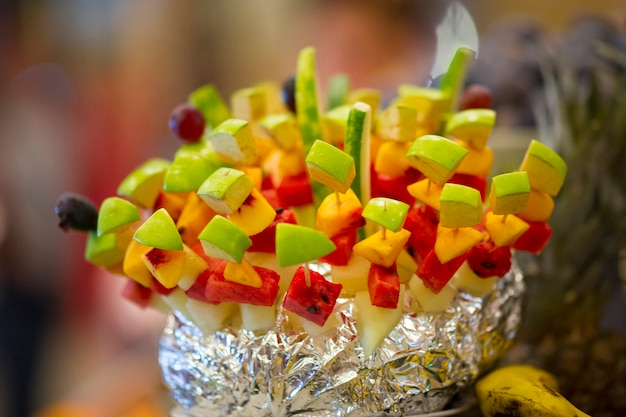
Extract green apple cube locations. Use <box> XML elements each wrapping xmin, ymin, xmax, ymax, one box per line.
<box><xmin>295</xmin><ymin>46</ymin><xmax>324</xmax><ymax>151</ymax></box>
<box><xmin>344</xmin><ymin>101</ymin><xmax>372</xmax><ymax>205</ymax></box>
<box><xmin>231</xmin><ymin>86</ymin><xmax>267</xmax><ymax>122</ymax></box>
<box><xmin>375</xmin><ymin>104</ymin><xmax>417</xmax><ymax>142</ymax></box>
<box><xmin>209</xmin><ymin>118</ymin><xmax>258</xmax><ymax>165</ymax></box>
<box><xmin>406</xmin><ymin>135</ymin><xmax>468</xmax><ymax>186</ymax></box>
<box><xmin>84</xmin><ymin>230</ymin><xmax>125</xmax><ymax>268</ymax></box>
<box><xmin>97</xmin><ymin>196</ymin><xmax>140</xmax><ymax>236</ymax></box>
<box><xmin>275</xmin><ymin>223</ymin><xmax>336</xmax><ymax>267</ymax></box>
<box><xmin>362</xmin><ymin>197</ymin><xmax>409</xmax><ymax>232</ymax></box>
<box><xmin>117</xmin><ymin>158</ymin><xmax>170</xmax><ymax>208</ymax></box>
<box><xmin>489</xmin><ymin>171</ymin><xmax>531</xmax><ymax>215</ymax></box>
<box><xmin>258</xmin><ymin>113</ymin><xmax>301</xmax><ymax>151</ymax></box>
<box><xmin>306</xmin><ymin>140</ymin><xmax>355</xmax><ymax>193</ymax></box>
<box><xmin>519</xmin><ymin>140</ymin><xmax>567</xmax><ymax>196</ymax></box>
<box><xmin>445</xmin><ymin>109</ymin><xmax>496</xmax><ymax>150</ymax></box>
<box><xmin>198</xmin><ymin>215</ymin><xmax>251</xmax><ymax>263</ymax></box>
<box><xmin>197</xmin><ymin>167</ymin><xmax>254</xmax><ymax>215</ymax></box>
<box><xmin>133</xmin><ymin>208</ymin><xmax>183</xmax><ymax>251</ymax></box>
<box><xmin>164</xmin><ymin>152</ymin><xmax>217</xmax><ymax>193</ymax></box>
<box><xmin>188</xmin><ymin>84</ymin><xmax>231</xmax><ymax>129</ymax></box>
<box><xmin>439</xmin><ymin>183</ymin><xmax>483</xmax><ymax>228</ymax></box>
<box><xmin>321</xmin><ymin>104</ymin><xmax>351</xmax><ymax>145</ymax></box>
<box><xmin>327</xmin><ymin>73</ymin><xmax>350</xmax><ymax>110</ymax></box>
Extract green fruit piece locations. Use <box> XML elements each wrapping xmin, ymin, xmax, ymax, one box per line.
<box><xmin>321</xmin><ymin>104</ymin><xmax>351</xmax><ymax>146</ymax></box>
<box><xmin>439</xmin><ymin>46</ymin><xmax>476</xmax><ymax>112</ymax></box>
<box><xmin>519</xmin><ymin>139</ymin><xmax>567</xmax><ymax>196</ymax></box>
<box><xmin>344</xmin><ymin>101</ymin><xmax>372</xmax><ymax>205</ymax></box>
<box><xmin>439</xmin><ymin>183</ymin><xmax>483</xmax><ymax>228</ymax></box>
<box><xmin>395</xmin><ymin>86</ymin><xmax>450</xmax><ymax>135</ymax></box>
<box><xmin>255</xmin><ymin>80</ymin><xmax>285</xmax><ymax>114</ymax></box>
<box><xmin>327</xmin><ymin>73</ymin><xmax>350</xmax><ymax>110</ymax></box>
<box><xmin>489</xmin><ymin>171</ymin><xmax>531</xmax><ymax>215</ymax></box>
<box><xmin>197</xmin><ymin>167</ymin><xmax>255</xmax><ymax>215</ymax></box>
<box><xmin>231</xmin><ymin>86</ymin><xmax>267</xmax><ymax>122</ymax></box>
<box><xmin>275</xmin><ymin>223</ymin><xmax>336</xmax><ymax>267</ymax></box>
<box><xmin>97</xmin><ymin>196</ymin><xmax>141</xmax><ymax>237</ymax></box>
<box><xmin>306</xmin><ymin>139</ymin><xmax>355</xmax><ymax>193</ymax></box>
<box><xmin>198</xmin><ymin>215</ymin><xmax>251</xmax><ymax>263</ymax></box>
<box><xmin>445</xmin><ymin>109</ymin><xmax>496</xmax><ymax>150</ymax></box>
<box><xmin>188</xmin><ymin>84</ymin><xmax>231</xmax><ymax>129</ymax></box>
<box><xmin>258</xmin><ymin>113</ymin><xmax>301</xmax><ymax>151</ymax></box>
<box><xmin>295</xmin><ymin>46</ymin><xmax>324</xmax><ymax>152</ymax></box>
<box><xmin>362</xmin><ymin>197</ymin><xmax>410</xmax><ymax>232</ymax></box>
<box><xmin>406</xmin><ymin>135</ymin><xmax>468</xmax><ymax>186</ymax></box>
<box><xmin>134</xmin><ymin>208</ymin><xmax>183</xmax><ymax>251</ymax></box>
<box><xmin>84</xmin><ymin>230</ymin><xmax>126</xmax><ymax>268</ymax></box>
<box><xmin>209</xmin><ymin>118</ymin><xmax>258</xmax><ymax>165</ymax></box>
<box><xmin>164</xmin><ymin>152</ymin><xmax>217</xmax><ymax>193</ymax></box>
<box><xmin>347</xmin><ymin>88</ymin><xmax>381</xmax><ymax>120</ymax></box>
<box><xmin>117</xmin><ymin>158</ymin><xmax>170</xmax><ymax>209</ymax></box>
<box><xmin>375</xmin><ymin>105</ymin><xmax>417</xmax><ymax>142</ymax></box>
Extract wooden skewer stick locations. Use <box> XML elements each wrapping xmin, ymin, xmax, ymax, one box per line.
<box><xmin>304</xmin><ymin>262</ymin><xmax>311</xmax><ymax>287</ymax></box>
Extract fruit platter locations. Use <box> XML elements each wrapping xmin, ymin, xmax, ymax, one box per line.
<box><xmin>56</xmin><ymin>46</ymin><xmax>566</xmax><ymax>416</ymax></box>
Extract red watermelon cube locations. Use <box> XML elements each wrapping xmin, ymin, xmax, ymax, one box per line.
<box><xmin>417</xmin><ymin>250</ymin><xmax>468</xmax><ymax>294</ymax></box>
<box><xmin>367</xmin><ymin>263</ymin><xmax>401</xmax><ymax>308</ymax></box>
<box><xmin>513</xmin><ymin>221</ymin><xmax>552</xmax><ymax>254</ymax></box>
<box><xmin>204</xmin><ymin>264</ymin><xmax>280</xmax><ymax>306</ymax></box>
<box><xmin>282</xmin><ymin>266</ymin><xmax>342</xmax><ymax>326</ymax></box>
<box><xmin>319</xmin><ymin>230</ymin><xmax>357</xmax><ymax>266</ymax></box>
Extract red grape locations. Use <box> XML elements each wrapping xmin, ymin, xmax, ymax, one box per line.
<box><xmin>169</xmin><ymin>104</ymin><xmax>205</xmax><ymax>142</ymax></box>
<box><xmin>459</xmin><ymin>84</ymin><xmax>494</xmax><ymax>110</ymax></box>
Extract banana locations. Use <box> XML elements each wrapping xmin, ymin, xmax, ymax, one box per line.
<box><xmin>475</xmin><ymin>364</ymin><xmax>592</xmax><ymax>417</ymax></box>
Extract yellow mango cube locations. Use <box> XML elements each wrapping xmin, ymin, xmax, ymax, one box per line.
<box><xmin>517</xmin><ymin>188</ymin><xmax>554</xmax><ymax>222</ymax></box>
<box><xmin>224</xmin><ymin>258</ymin><xmax>263</xmax><ymax>288</ymax></box>
<box><xmin>434</xmin><ymin>225</ymin><xmax>484</xmax><ymax>264</ymax></box>
<box><xmin>228</xmin><ymin>188</ymin><xmax>276</xmax><ymax>236</ymax></box>
<box><xmin>316</xmin><ymin>189</ymin><xmax>364</xmax><ymax>238</ymax></box>
<box><xmin>407</xmin><ymin>178</ymin><xmax>442</xmax><ymax>210</ymax></box>
<box><xmin>123</xmin><ymin>239</ymin><xmax>154</xmax><ymax>288</ymax></box>
<box><xmin>484</xmin><ymin>211</ymin><xmax>530</xmax><ymax>247</ymax></box>
<box><xmin>353</xmin><ymin>228</ymin><xmax>411</xmax><ymax>267</ymax></box>
<box><xmin>455</xmin><ymin>140</ymin><xmax>494</xmax><ymax>177</ymax></box>
<box><xmin>142</xmin><ymin>247</ymin><xmax>186</xmax><ymax>289</ymax></box>
<box><xmin>374</xmin><ymin>140</ymin><xmax>412</xmax><ymax>178</ymax></box>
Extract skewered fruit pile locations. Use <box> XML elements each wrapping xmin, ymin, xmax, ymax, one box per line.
<box><xmin>56</xmin><ymin>46</ymin><xmax>567</xmax><ymax>415</ymax></box>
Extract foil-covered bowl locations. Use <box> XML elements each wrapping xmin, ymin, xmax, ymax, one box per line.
<box><xmin>159</xmin><ymin>263</ymin><xmax>524</xmax><ymax>416</ymax></box>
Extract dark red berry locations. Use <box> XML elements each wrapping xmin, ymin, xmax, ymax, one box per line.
<box><xmin>168</xmin><ymin>104</ymin><xmax>205</xmax><ymax>142</ymax></box>
<box><xmin>459</xmin><ymin>84</ymin><xmax>494</xmax><ymax>110</ymax></box>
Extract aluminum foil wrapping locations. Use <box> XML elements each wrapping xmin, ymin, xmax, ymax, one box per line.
<box><xmin>159</xmin><ymin>263</ymin><xmax>524</xmax><ymax>416</ymax></box>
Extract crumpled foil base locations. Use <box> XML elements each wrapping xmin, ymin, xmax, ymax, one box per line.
<box><xmin>159</xmin><ymin>264</ymin><xmax>524</xmax><ymax>416</ymax></box>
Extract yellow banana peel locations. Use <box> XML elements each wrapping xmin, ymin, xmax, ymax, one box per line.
<box><xmin>475</xmin><ymin>364</ymin><xmax>591</xmax><ymax>417</ymax></box>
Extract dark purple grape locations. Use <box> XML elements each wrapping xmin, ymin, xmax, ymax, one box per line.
<box><xmin>281</xmin><ymin>74</ymin><xmax>296</xmax><ymax>113</ymax></box>
<box><xmin>169</xmin><ymin>104</ymin><xmax>205</xmax><ymax>142</ymax></box>
<box><xmin>55</xmin><ymin>192</ymin><xmax>99</xmax><ymax>232</ymax></box>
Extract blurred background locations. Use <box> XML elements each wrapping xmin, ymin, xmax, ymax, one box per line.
<box><xmin>0</xmin><ymin>1</ymin><xmax>624</xmax><ymax>416</ymax></box>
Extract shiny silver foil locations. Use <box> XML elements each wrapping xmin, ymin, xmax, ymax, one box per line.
<box><xmin>159</xmin><ymin>263</ymin><xmax>524</xmax><ymax>416</ymax></box>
